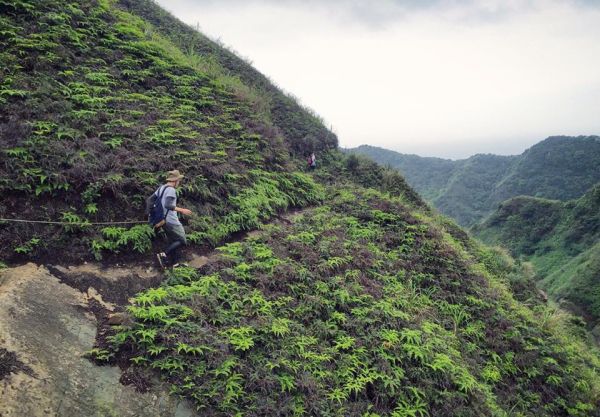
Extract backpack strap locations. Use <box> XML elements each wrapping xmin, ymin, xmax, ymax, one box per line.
<box><xmin>155</xmin><ymin>184</ymin><xmax>172</xmax><ymax>199</ymax></box>
<box><xmin>156</xmin><ymin>185</ymin><xmax>174</xmax><ymax>217</ymax></box>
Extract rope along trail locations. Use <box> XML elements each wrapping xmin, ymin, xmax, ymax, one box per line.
<box><xmin>0</xmin><ymin>218</ymin><xmax>147</xmax><ymax>226</ymax></box>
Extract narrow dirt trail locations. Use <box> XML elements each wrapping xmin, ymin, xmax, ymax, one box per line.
<box><xmin>0</xmin><ymin>209</ymin><xmax>307</xmax><ymax>417</ymax></box>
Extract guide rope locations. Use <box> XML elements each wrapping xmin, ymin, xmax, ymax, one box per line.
<box><xmin>0</xmin><ymin>218</ymin><xmax>147</xmax><ymax>226</ymax></box>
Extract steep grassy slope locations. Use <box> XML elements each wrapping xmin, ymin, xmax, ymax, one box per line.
<box><xmin>348</xmin><ymin>136</ymin><xmax>600</xmax><ymax>226</ymax></box>
<box><xmin>0</xmin><ymin>0</ymin><xmax>334</xmax><ymax>263</ymax></box>
<box><xmin>474</xmin><ymin>185</ymin><xmax>600</xmax><ymax>324</ymax></box>
<box><xmin>2</xmin><ymin>1</ymin><xmax>600</xmax><ymax>416</ymax></box>
<box><xmin>473</xmin><ymin>197</ymin><xmax>565</xmax><ymax>257</ymax></box>
<box><xmin>541</xmin><ymin>243</ymin><xmax>600</xmax><ymax>323</ymax></box>
<box><xmin>116</xmin><ymin>0</ymin><xmax>338</xmax><ymax>156</ymax></box>
<box><xmin>99</xmin><ymin>183</ymin><xmax>600</xmax><ymax>417</ymax></box>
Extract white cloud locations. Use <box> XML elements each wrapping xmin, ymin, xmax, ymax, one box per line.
<box><xmin>156</xmin><ymin>0</ymin><xmax>600</xmax><ymax>158</ymax></box>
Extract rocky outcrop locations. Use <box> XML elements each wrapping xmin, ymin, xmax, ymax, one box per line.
<box><xmin>0</xmin><ymin>263</ymin><xmax>195</xmax><ymax>417</ymax></box>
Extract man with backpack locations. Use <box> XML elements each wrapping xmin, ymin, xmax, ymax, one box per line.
<box><xmin>148</xmin><ymin>169</ymin><xmax>193</xmax><ymax>268</ymax></box>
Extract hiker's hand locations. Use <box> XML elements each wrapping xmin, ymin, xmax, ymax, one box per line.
<box><xmin>179</xmin><ymin>208</ymin><xmax>193</xmax><ymax>216</ymax></box>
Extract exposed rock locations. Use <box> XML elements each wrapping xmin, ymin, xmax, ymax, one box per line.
<box><xmin>187</xmin><ymin>254</ymin><xmax>210</xmax><ymax>269</ymax></box>
<box><xmin>0</xmin><ymin>263</ymin><xmax>195</xmax><ymax>417</ymax></box>
<box><xmin>85</xmin><ymin>287</ymin><xmax>115</xmax><ymax>312</ymax></box>
<box><xmin>46</xmin><ymin>263</ymin><xmax>163</xmax><ymax>305</ymax></box>
<box><xmin>107</xmin><ymin>313</ymin><xmax>129</xmax><ymax>326</ymax></box>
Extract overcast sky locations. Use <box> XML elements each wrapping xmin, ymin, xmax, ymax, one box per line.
<box><xmin>155</xmin><ymin>0</ymin><xmax>600</xmax><ymax>159</ymax></box>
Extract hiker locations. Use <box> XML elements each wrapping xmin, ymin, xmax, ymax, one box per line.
<box><xmin>152</xmin><ymin>170</ymin><xmax>193</xmax><ymax>268</ymax></box>
<box><xmin>307</xmin><ymin>152</ymin><xmax>316</xmax><ymax>170</ymax></box>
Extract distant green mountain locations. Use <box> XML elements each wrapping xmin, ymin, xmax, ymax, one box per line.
<box><xmin>348</xmin><ymin>136</ymin><xmax>600</xmax><ymax>226</ymax></box>
<box><xmin>473</xmin><ymin>185</ymin><xmax>600</xmax><ymax>328</ymax></box>
<box><xmin>490</xmin><ymin>136</ymin><xmax>600</xmax><ymax>204</ymax></box>
<box><xmin>341</xmin><ymin>150</ymin><xmax>457</xmax><ymax>201</ymax></box>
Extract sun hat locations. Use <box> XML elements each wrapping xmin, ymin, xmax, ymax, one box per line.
<box><xmin>166</xmin><ymin>169</ymin><xmax>184</xmax><ymax>182</ymax></box>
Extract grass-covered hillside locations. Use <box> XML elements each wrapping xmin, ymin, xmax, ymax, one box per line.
<box><xmin>473</xmin><ymin>185</ymin><xmax>600</xmax><ymax>326</ymax></box>
<box><xmin>116</xmin><ymin>0</ymin><xmax>338</xmax><ymax>157</ymax></box>
<box><xmin>0</xmin><ymin>0</ymin><xmax>338</xmax><ymax>263</ymax></box>
<box><xmin>99</xmin><ymin>181</ymin><xmax>600</xmax><ymax>417</ymax></box>
<box><xmin>348</xmin><ymin>136</ymin><xmax>600</xmax><ymax>226</ymax></box>
<box><xmin>3</xmin><ymin>1</ymin><xmax>600</xmax><ymax>416</ymax></box>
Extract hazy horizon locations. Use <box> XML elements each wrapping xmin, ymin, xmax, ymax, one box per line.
<box><xmin>155</xmin><ymin>0</ymin><xmax>600</xmax><ymax>159</ymax></box>
<box><xmin>344</xmin><ymin>134</ymin><xmax>600</xmax><ymax>161</ymax></box>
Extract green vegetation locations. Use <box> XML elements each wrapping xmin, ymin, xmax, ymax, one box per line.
<box><xmin>474</xmin><ymin>185</ymin><xmax>600</xmax><ymax>326</ymax></box>
<box><xmin>541</xmin><ymin>243</ymin><xmax>600</xmax><ymax>324</ymax></box>
<box><xmin>473</xmin><ymin>197</ymin><xmax>565</xmax><ymax>257</ymax></box>
<box><xmin>0</xmin><ymin>0</ymin><xmax>333</xmax><ymax>262</ymax></box>
<box><xmin>117</xmin><ymin>0</ymin><xmax>338</xmax><ymax>156</ymax></box>
<box><xmin>3</xmin><ymin>1</ymin><xmax>600</xmax><ymax>416</ymax></box>
<box><xmin>345</xmin><ymin>145</ymin><xmax>459</xmax><ymax>201</ymax></box>
<box><xmin>348</xmin><ymin>137</ymin><xmax>600</xmax><ymax>226</ymax></box>
<box><xmin>101</xmin><ymin>184</ymin><xmax>600</xmax><ymax>416</ymax></box>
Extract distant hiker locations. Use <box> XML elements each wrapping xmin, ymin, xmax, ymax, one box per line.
<box><xmin>307</xmin><ymin>152</ymin><xmax>316</xmax><ymax>170</ymax></box>
<box><xmin>149</xmin><ymin>170</ymin><xmax>192</xmax><ymax>268</ymax></box>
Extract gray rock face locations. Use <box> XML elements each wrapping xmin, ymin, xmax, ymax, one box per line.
<box><xmin>0</xmin><ymin>263</ymin><xmax>195</xmax><ymax>417</ymax></box>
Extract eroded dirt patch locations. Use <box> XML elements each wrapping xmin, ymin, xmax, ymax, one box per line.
<box><xmin>0</xmin><ymin>348</ymin><xmax>34</xmax><ymax>381</ymax></box>
<box><xmin>46</xmin><ymin>263</ymin><xmax>163</xmax><ymax>305</ymax></box>
<box><xmin>119</xmin><ymin>367</ymin><xmax>152</xmax><ymax>393</ymax></box>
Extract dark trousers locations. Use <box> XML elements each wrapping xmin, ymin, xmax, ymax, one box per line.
<box><xmin>164</xmin><ymin>223</ymin><xmax>186</xmax><ymax>265</ymax></box>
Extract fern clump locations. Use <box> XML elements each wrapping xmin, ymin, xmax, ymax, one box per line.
<box><xmin>91</xmin><ymin>225</ymin><xmax>154</xmax><ymax>259</ymax></box>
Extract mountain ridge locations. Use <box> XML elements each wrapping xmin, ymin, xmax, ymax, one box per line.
<box><xmin>473</xmin><ymin>185</ymin><xmax>600</xmax><ymax>331</ymax></box>
<box><xmin>348</xmin><ymin>135</ymin><xmax>600</xmax><ymax>225</ymax></box>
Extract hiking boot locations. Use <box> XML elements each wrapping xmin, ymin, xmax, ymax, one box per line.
<box><xmin>156</xmin><ymin>252</ymin><xmax>168</xmax><ymax>269</ymax></box>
